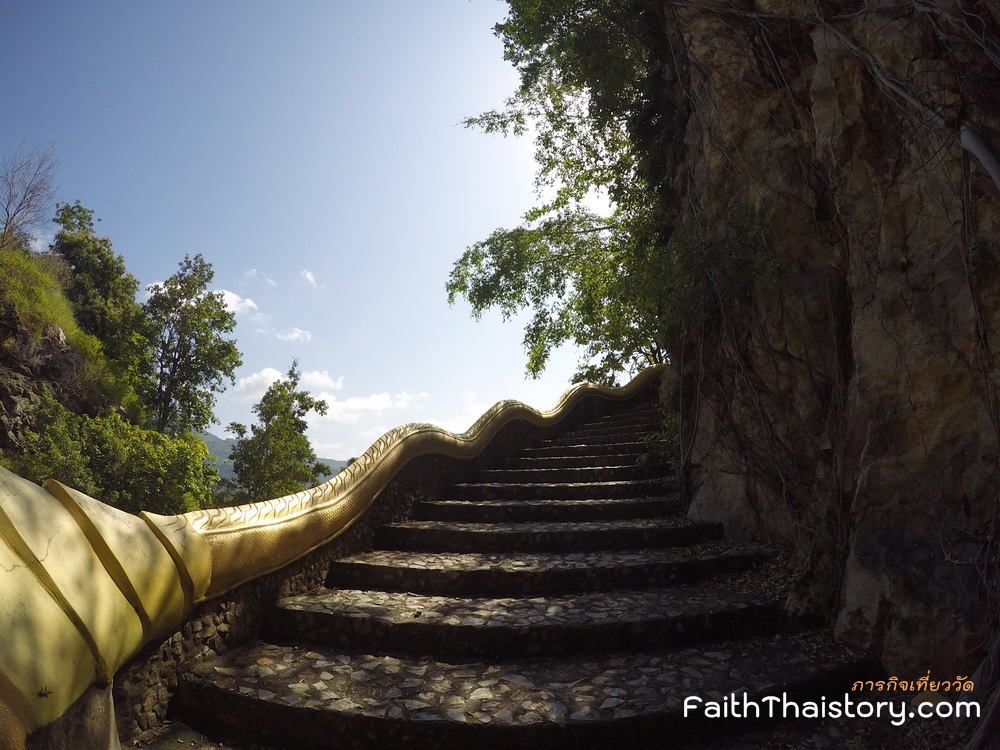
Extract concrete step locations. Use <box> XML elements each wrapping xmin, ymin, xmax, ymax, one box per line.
<box><xmin>264</xmin><ymin>584</ymin><xmax>781</xmax><ymax>657</ymax></box>
<box><xmin>175</xmin><ymin>633</ymin><xmax>873</xmax><ymax>750</ymax></box>
<box><xmin>412</xmin><ymin>496</ymin><xmax>681</xmax><ymax>523</ymax></box>
<box><xmin>325</xmin><ymin>542</ymin><xmax>772</xmax><ymax>597</ymax></box>
<box><xmin>373</xmin><ymin>517</ymin><xmax>722</xmax><ymax>553</ymax></box>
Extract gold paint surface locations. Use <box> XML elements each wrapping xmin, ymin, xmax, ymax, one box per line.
<box><xmin>0</xmin><ymin>471</ymin><xmax>102</xmax><ymax>730</ymax></box>
<box><xmin>46</xmin><ymin>481</ymin><xmax>203</xmax><ymax>642</ymax></box>
<box><xmin>0</xmin><ymin>469</ymin><xmax>205</xmax><ymax>733</ymax></box>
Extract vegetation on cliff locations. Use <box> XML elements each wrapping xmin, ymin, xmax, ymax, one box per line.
<box><xmin>1</xmin><ymin>179</ymin><xmax>337</xmax><ymax>515</ymax></box>
<box><xmin>0</xmin><ymin>154</ymin><xmax>260</xmax><ymax>514</ymax></box>
<box><xmin>446</xmin><ymin>0</ymin><xmax>672</xmax><ymax>383</ymax></box>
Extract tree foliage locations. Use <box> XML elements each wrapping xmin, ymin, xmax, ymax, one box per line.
<box><xmin>449</xmin><ymin>0</ymin><xmax>678</xmax><ymax>382</ymax></box>
<box><xmin>447</xmin><ymin>206</ymin><xmax>666</xmax><ymax>381</ymax></box>
<box><xmin>50</xmin><ymin>201</ymin><xmax>151</xmax><ymax>403</ymax></box>
<box><xmin>224</xmin><ymin>361</ymin><xmax>330</xmax><ymax>502</ymax></box>
<box><xmin>142</xmin><ymin>254</ymin><xmax>242</xmax><ymax>433</ymax></box>
<box><xmin>9</xmin><ymin>388</ymin><xmax>216</xmax><ymax>514</ymax></box>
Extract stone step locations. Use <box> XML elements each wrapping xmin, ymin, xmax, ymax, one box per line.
<box><xmin>580</xmin><ymin>424</ymin><xmax>658</xmax><ymax>439</ymax></box>
<box><xmin>556</xmin><ymin>421</ymin><xmax>661</xmax><ymax>440</ymax></box>
<box><xmin>448</xmin><ymin>478</ymin><xmax>678</xmax><ymax>501</ymax></box>
<box><xmin>325</xmin><ymin>542</ymin><xmax>771</xmax><ymax>597</ymax></box>
<box><xmin>264</xmin><ymin>584</ymin><xmax>781</xmax><ymax>658</ymax></box>
<box><xmin>412</xmin><ymin>496</ymin><xmax>681</xmax><ymax>523</ymax></box>
<box><xmin>175</xmin><ymin>633</ymin><xmax>872</xmax><ymax>750</ymax></box>
<box><xmin>475</xmin><ymin>465</ymin><xmax>669</xmax><ymax>484</ymax></box>
<box><xmin>497</xmin><ymin>454</ymin><xmax>644</xmax><ymax>469</ymax></box>
<box><xmin>373</xmin><ymin>517</ymin><xmax>721</xmax><ymax>554</ymax></box>
<box><xmin>520</xmin><ymin>441</ymin><xmax>647</xmax><ymax>457</ymax></box>
<box><xmin>590</xmin><ymin>406</ymin><xmax>661</xmax><ymax>426</ymax></box>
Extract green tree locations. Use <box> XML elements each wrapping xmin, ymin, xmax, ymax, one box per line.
<box><xmin>142</xmin><ymin>254</ymin><xmax>242</xmax><ymax>433</ymax></box>
<box><xmin>225</xmin><ymin>361</ymin><xmax>330</xmax><ymax>502</ymax></box>
<box><xmin>50</xmin><ymin>201</ymin><xmax>152</xmax><ymax>404</ymax></box>
<box><xmin>447</xmin><ymin>0</ymin><xmax>677</xmax><ymax>382</ymax></box>
<box><xmin>447</xmin><ymin>206</ymin><xmax>666</xmax><ymax>382</ymax></box>
<box><xmin>10</xmin><ymin>388</ymin><xmax>216</xmax><ymax>514</ymax></box>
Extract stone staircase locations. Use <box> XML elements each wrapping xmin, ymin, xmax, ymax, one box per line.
<box><xmin>171</xmin><ymin>399</ymin><xmax>872</xmax><ymax>749</ymax></box>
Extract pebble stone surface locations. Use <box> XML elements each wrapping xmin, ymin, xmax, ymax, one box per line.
<box><xmin>277</xmin><ymin>582</ymin><xmax>772</xmax><ymax>629</ymax></box>
<box><xmin>184</xmin><ymin>632</ymin><xmax>859</xmax><ymax>726</ymax></box>
<box><xmin>381</xmin><ymin>516</ymin><xmax>695</xmax><ymax>533</ymax></box>
<box><xmin>329</xmin><ymin>538</ymin><xmax>759</xmax><ymax>574</ymax></box>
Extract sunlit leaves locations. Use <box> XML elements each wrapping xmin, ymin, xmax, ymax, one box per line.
<box><xmin>448</xmin><ymin>205</ymin><xmax>665</xmax><ymax>379</ymax></box>
<box><xmin>142</xmin><ymin>254</ymin><xmax>242</xmax><ymax>433</ymax></box>
<box><xmin>452</xmin><ymin>0</ymin><xmax>670</xmax><ymax>382</ymax></box>
<box><xmin>51</xmin><ymin>201</ymin><xmax>151</xmax><ymax>403</ymax></box>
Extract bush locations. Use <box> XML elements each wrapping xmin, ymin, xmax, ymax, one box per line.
<box><xmin>10</xmin><ymin>388</ymin><xmax>217</xmax><ymax>514</ymax></box>
<box><xmin>0</xmin><ymin>249</ymin><xmax>116</xmax><ymax>398</ymax></box>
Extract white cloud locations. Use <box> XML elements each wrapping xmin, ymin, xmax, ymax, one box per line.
<box><xmin>312</xmin><ymin>391</ymin><xmax>428</xmax><ymax>425</ymax></box>
<box><xmin>29</xmin><ymin>230</ymin><xmax>56</xmax><ymax>254</ymax></box>
<box><xmin>301</xmin><ymin>370</ymin><xmax>343</xmax><ymax>391</ymax></box>
<box><xmin>234</xmin><ymin>367</ymin><xmax>283</xmax><ymax>401</ymax></box>
<box><xmin>301</xmin><ymin>269</ymin><xmax>319</xmax><ymax>288</ymax></box>
<box><xmin>276</xmin><ymin>327</ymin><xmax>312</xmax><ymax>342</ymax></box>
<box><xmin>312</xmin><ymin>441</ymin><xmax>345</xmax><ymax>457</ymax></box>
<box><xmin>219</xmin><ymin>289</ymin><xmax>259</xmax><ymax>316</ymax></box>
<box><xmin>244</xmin><ymin>268</ymin><xmax>277</xmax><ymax>287</ymax></box>
<box><xmin>139</xmin><ymin>281</ymin><xmax>162</xmax><ymax>303</ymax></box>
<box><xmin>392</xmin><ymin>391</ymin><xmax>429</xmax><ymax>410</ymax></box>
<box><xmin>427</xmin><ymin>390</ymin><xmax>491</xmax><ymax>434</ymax></box>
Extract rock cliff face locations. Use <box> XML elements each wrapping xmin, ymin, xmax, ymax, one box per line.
<box><xmin>658</xmin><ymin>1</ymin><xmax>1000</xmax><ymax>676</ymax></box>
<box><xmin>0</xmin><ymin>305</ymin><xmax>87</xmax><ymax>452</ymax></box>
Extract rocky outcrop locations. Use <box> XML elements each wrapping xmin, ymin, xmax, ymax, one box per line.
<box><xmin>657</xmin><ymin>1</ymin><xmax>1000</xmax><ymax>677</ymax></box>
<box><xmin>0</xmin><ymin>304</ymin><xmax>87</xmax><ymax>452</ymax></box>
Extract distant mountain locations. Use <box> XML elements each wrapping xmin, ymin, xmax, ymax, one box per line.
<box><xmin>200</xmin><ymin>431</ymin><xmax>349</xmax><ymax>484</ymax></box>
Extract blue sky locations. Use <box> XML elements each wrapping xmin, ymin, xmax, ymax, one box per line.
<box><xmin>1</xmin><ymin>1</ymin><xmax>588</xmax><ymax>458</ymax></box>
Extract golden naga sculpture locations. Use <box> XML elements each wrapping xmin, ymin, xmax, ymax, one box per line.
<box><xmin>0</xmin><ymin>365</ymin><xmax>664</xmax><ymax>746</ymax></box>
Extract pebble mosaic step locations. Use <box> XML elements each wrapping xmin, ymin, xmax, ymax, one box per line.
<box><xmin>325</xmin><ymin>543</ymin><xmax>774</xmax><ymax>596</ymax></box>
<box><xmin>373</xmin><ymin>517</ymin><xmax>722</xmax><ymax>553</ymax></box>
<box><xmin>519</xmin><ymin>441</ymin><xmax>648</xmax><ymax>457</ymax></box>
<box><xmin>554</xmin><ymin>422</ymin><xmax>662</xmax><ymax>440</ymax></box>
<box><xmin>448</xmin><ymin>478</ymin><xmax>678</xmax><ymax>501</ymax></box>
<box><xmin>546</xmin><ymin>430</ymin><xmax>656</xmax><ymax>446</ymax></box>
<box><xmin>411</xmin><ymin>496</ymin><xmax>682</xmax><ymax>523</ymax></box>
<box><xmin>475</xmin><ymin>464</ymin><xmax>668</xmax><ymax>483</ymax></box>
<box><xmin>264</xmin><ymin>584</ymin><xmax>781</xmax><ymax>657</ymax></box>
<box><xmin>175</xmin><ymin>633</ymin><xmax>873</xmax><ymax>750</ymax></box>
<box><xmin>497</xmin><ymin>453</ymin><xmax>645</xmax><ymax>468</ymax></box>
